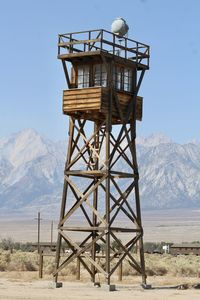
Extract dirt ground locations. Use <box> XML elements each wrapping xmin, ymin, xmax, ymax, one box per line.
<box><xmin>0</xmin><ymin>273</ymin><xmax>200</xmax><ymax>300</ymax></box>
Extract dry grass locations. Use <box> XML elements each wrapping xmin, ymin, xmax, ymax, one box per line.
<box><xmin>1</xmin><ymin>250</ymin><xmax>200</xmax><ymax>280</ymax></box>
<box><xmin>0</xmin><ymin>249</ymin><xmax>38</xmax><ymax>272</ymax></box>
<box><xmin>122</xmin><ymin>253</ymin><xmax>200</xmax><ymax>277</ymax></box>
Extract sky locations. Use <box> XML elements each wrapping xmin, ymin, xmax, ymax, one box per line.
<box><xmin>0</xmin><ymin>0</ymin><xmax>199</xmax><ymax>143</ymax></box>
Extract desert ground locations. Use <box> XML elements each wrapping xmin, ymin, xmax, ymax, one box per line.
<box><xmin>1</xmin><ymin>209</ymin><xmax>200</xmax><ymax>299</ymax></box>
<box><xmin>0</xmin><ymin>274</ymin><xmax>200</xmax><ymax>300</ymax></box>
<box><xmin>1</xmin><ymin>252</ymin><xmax>200</xmax><ymax>299</ymax></box>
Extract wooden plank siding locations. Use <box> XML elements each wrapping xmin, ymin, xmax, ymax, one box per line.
<box><xmin>170</xmin><ymin>244</ymin><xmax>200</xmax><ymax>256</ymax></box>
<box><xmin>63</xmin><ymin>87</ymin><xmax>101</xmax><ymax>112</ymax></box>
<box><xmin>63</xmin><ymin>87</ymin><xmax>143</xmax><ymax>123</ymax></box>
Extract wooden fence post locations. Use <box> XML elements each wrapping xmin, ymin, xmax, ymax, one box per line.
<box><xmin>39</xmin><ymin>250</ymin><xmax>43</xmax><ymax>278</ymax></box>
<box><xmin>118</xmin><ymin>260</ymin><xmax>123</xmax><ymax>281</ymax></box>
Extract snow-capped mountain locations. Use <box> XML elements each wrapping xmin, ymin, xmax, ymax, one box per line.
<box><xmin>138</xmin><ymin>141</ymin><xmax>200</xmax><ymax>209</ymax></box>
<box><xmin>0</xmin><ymin>129</ymin><xmax>200</xmax><ymax>216</ymax></box>
<box><xmin>0</xmin><ymin>129</ymin><xmax>66</xmax><ymax>215</ymax></box>
<box><xmin>137</xmin><ymin>133</ymin><xmax>172</xmax><ymax>147</ymax></box>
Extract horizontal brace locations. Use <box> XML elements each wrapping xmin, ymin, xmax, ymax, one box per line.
<box><xmin>59</xmin><ymin>226</ymin><xmax>142</xmax><ymax>233</ymax></box>
<box><xmin>110</xmin><ymin>171</ymin><xmax>136</xmax><ymax>178</ymax></box>
<box><xmin>64</xmin><ymin>170</ymin><xmax>106</xmax><ymax>177</ymax></box>
<box><xmin>110</xmin><ymin>227</ymin><xmax>142</xmax><ymax>233</ymax></box>
<box><xmin>60</xmin><ymin>226</ymin><xmax>108</xmax><ymax>232</ymax></box>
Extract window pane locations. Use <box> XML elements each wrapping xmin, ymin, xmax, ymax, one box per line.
<box><xmin>94</xmin><ymin>64</ymin><xmax>100</xmax><ymax>86</ymax></box>
<box><xmin>78</xmin><ymin>76</ymin><xmax>83</xmax><ymax>88</ymax></box>
<box><xmin>102</xmin><ymin>72</ymin><xmax>107</xmax><ymax>87</ymax></box>
<box><xmin>124</xmin><ymin>68</ymin><xmax>129</xmax><ymax>77</ymax></box>
<box><xmin>124</xmin><ymin>76</ymin><xmax>129</xmax><ymax>85</ymax></box>
<box><xmin>124</xmin><ymin>68</ymin><xmax>132</xmax><ymax>92</ymax></box>
<box><xmin>124</xmin><ymin>83</ymin><xmax>129</xmax><ymax>91</ymax></box>
<box><xmin>84</xmin><ymin>74</ymin><xmax>89</xmax><ymax>87</ymax></box>
<box><xmin>77</xmin><ymin>65</ymin><xmax>89</xmax><ymax>88</ymax></box>
<box><xmin>116</xmin><ymin>67</ymin><xmax>121</xmax><ymax>89</ymax></box>
<box><xmin>94</xmin><ymin>64</ymin><xmax>107</xmax><ymax>87</ymax></box>
<box><xmin>94</xmin><ymin>73</ymin><xmax>101</xmax><ymax>85</ymax></box>
<box><xmin>84</xmin><ymin>66</ymin><xmax>89</xmax><ymax>75</ymax></box>
<box><xmin>84</xmin><ymin>66</ymin><xmax>89</xmax><ymax>87</ymax></box>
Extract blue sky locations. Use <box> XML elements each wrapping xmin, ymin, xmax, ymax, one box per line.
<box><xmin>0</xmin><ymin>0</ymin><xmax>199</xmax><ymax>142</ymax></box>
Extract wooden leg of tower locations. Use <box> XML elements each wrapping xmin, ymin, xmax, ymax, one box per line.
<box><xmin>54</xmin><ymin>118</ymin><xmax>74</xmax><ymax>283</ymax></box>
<box><xmin>105</xmin><ymin>178</ymin><xmax>110</xmax><ymax>285</ymax></box>
<box><xmin>131</xmin><ymin>68</ymin><xmax>146</xmax><ymax>285</ymax></box>
<box><xmin>105</xmin><ymin>68</ymin><xmax>113</xmax><ymax>287</ymax></box>
<box><xmin>131</xmin><ymin>125</ymin><xmax>146</xmax><ymax>284</ymax></box>
<box><xmin>54</xmin><ymin>179</ymin><xmax>68</xmax><ymax>283</ymax></box>
<box><xmin>135</xmin><ymin>179</ymin><xmax>146</xmax><ymax>285</ymax></box>
<box><xmin>105</xmin><ymin>116</ymin><xmax>111</xmax><ymax>286</ymax></box>
<box><xmin>54</xmin><ymin>238</ymin><xmax>61</xmax><ymax>283</ymax></box>
<box><xmin>91</xmin><ymin>123</ymin><xmax>99</xmax><ymax>283</ymax></box>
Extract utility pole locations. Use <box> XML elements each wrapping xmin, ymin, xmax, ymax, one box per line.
<box><xmin>51</xmin><ymin>220</ymin><xmax>53</xmax><ymax>247</ymax></box>
<box><xmin>35</xmin><ymin>212</ymin><xmax>42</xmax><ymax>253</ymax></box>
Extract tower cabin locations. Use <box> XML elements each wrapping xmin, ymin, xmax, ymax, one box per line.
<box><xmin>58</xmin><ymin>29</ymin><xmax>149</xmax><ymax>123</ymax></box>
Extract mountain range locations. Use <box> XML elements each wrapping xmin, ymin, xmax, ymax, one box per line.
<box><xmin>0</xmin><ymin>129</ymin><xmax>200</xmax><ymax>217</ymax></box>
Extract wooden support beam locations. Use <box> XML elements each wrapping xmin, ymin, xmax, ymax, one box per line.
<box><xmin>58</xmin><ymin>231</ymin><xmax>107</xmax><ymax>276</ymax></box>
<box><xmin>62</xmin><ymin>60</ymin><xmax>71</xmax><ymax>88</ymax></box>
<box><xmin>110</xmin><ymin>231</ymin><xmax>142</xmax><ymax>275</ymax></box>
<box><xmin>110</xmin><ymin>177</ymin><xmax>138</xmax><ymax>224</ymax></box>
<box><xmin>59</xmin><ymin>174</ymin><xmax>107</xmax><ymax>226</ymax></box>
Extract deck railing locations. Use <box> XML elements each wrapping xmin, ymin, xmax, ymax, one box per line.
<box><xmin>58</xmin><ymin>29</ymin><xmax>150</xmax><ymax>68</ymax></box>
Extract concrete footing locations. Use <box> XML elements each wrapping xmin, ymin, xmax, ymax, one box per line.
<box><xmin>49</xmin><ymin>282</ymin><xmax>63</xmax><ymax>288</ymax></box>
<box><xmin>141</xmin><ymin>283</ymin><xmax>152</xmax><ymax>289</ymax></box>
<box><xmin>101</xmin><ymin>284</ymin><xmax>116</xmax><ymax>291</ymax></box>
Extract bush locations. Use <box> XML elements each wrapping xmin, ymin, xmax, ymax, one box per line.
<box><xmin>0</xmin><ymin>238</ymin><xmax>34</xmax><ymax>252</ymax></box>
<box><xmin>6</xmin><ymin>251</ymin><xmax>38</xmax><ymax>271</ymax></box>
<box><xmin>0</xmin><ymin>238</ymin><xmax>14</xmax><ymax>252</ymax></box>
<box><xmin>0</xmin><ymin>251</ymin><xmax>11</xmax><ymax>271</ymax></box>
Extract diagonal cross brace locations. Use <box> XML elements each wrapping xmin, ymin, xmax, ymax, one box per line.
<box><xmin>58</xmin><ymin>230</ymin><xmax>107</xmax><ymax>276</ymax></box>
<box><xmin>60</xmin><ymin>174</ymin><xmax>107</xmax><ymax>226</ymax></box>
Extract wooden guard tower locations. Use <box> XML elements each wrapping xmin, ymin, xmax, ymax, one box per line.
<box><xmin>53</xmin><ymin>29</ymin><xmax>150</xmax><ymax>286</ymax></box>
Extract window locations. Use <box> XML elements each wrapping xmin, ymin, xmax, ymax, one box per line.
<box><xmin>124</xmin><ymin>68</ymin><xmax>132</xmax><ymax>92</ymax></box>
<box><xmin>113</xmin><ymin>66</ymin><xmax>133</xmax><ymax>92</ymax></box>
<box><xmin>94</xmin><ymin>64</ymin><xmax>107</xmax><ymax>87</ymax></box>
<box><xmin>77</xmin><ymin>65</ymin><xmax>90</xmax><ymax>88</ymax></box>
<box><xmin>114</xmin><ymin>66</ymin><xmax>122</xmax><ymax>90</ymax></box>
<box><xmin>76</xmin><ymin>64</ymin><xmax>132</xmax><ymax>92</ymax></box>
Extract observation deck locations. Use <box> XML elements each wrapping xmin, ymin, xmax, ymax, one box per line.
<box><xmin>58</xmin><ymin>29</ymin><xmax>149</xmax><ymax>123</ymax></box>
<box><xmin>58</xmin><ymin>29</ymin><xmax>150</xmax><ymax>70</ymax></box>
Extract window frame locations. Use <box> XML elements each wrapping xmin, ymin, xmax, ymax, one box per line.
<box><xmin>74</xmin><ymin>63</ymin><xmax>133</xmax><ymax>93</ymax></box>
<box><xmin>113</xmin><ymin>64</ymin><xmax>133</xmax><ymax>93</ymax></box>
<box><xmin>77</xmin><ymin>65</ymin><xmax>90</xmax><ymax>88</ymax></box>
<box><xmin>93</xmin><ymin>64</ymin><xmax>107</xmax><ymax>87</ymax></box>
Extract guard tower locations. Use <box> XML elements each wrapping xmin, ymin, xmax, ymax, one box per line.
<box><xmin>53</xmin><ymin>20</ymin><xmax>150</xmax><ymax>287</ymax></box>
